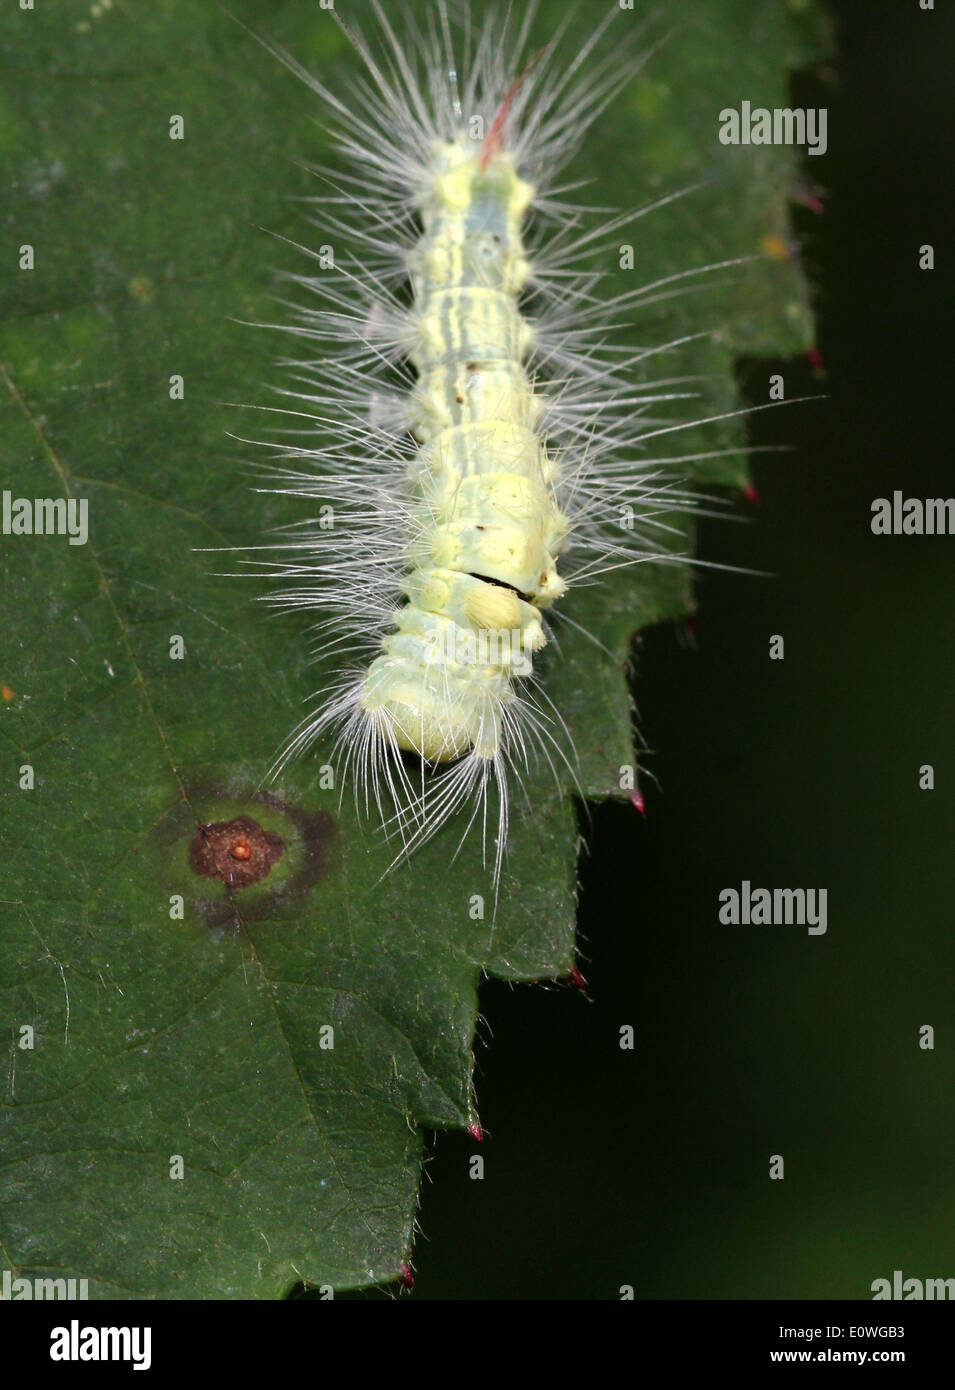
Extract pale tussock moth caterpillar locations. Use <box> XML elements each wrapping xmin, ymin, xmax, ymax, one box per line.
<box><xmin>236</xmin><ymin>0</ymin><xmax>747</xmax><ymax>884</ymax></box>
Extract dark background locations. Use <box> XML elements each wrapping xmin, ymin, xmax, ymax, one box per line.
<box><xmin>392</xmin><ymin>0</ymin><xmax>955</xmax><ymax>1300</ymax></box>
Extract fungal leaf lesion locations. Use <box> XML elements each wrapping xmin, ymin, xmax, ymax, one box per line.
<box><xmin>188</xmin><ymin>815</ymin><xmax>284</xmax><ymax>889</ymax></box>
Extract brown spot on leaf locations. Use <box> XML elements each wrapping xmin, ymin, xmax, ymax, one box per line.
<box><xmin>189</xmin><ymin>816</ymin><xmax>284</xmax><ymax>889</ymax></box>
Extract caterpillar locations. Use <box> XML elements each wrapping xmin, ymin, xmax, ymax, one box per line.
<box><xmin>243</xmin><ymin>1</ymin><xmax>731</xmax><ymax>883</ymax></box>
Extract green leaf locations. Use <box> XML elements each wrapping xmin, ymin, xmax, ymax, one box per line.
<box><xmin>0</xmin><ymin>0</ymin><xmax>824</xmax><ymax>1296</ymax></box>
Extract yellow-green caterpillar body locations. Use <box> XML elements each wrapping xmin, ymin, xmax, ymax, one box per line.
<box><xmin>252</xmin><ymin>2</ymin><xmax>711</xmax><ymax>881</ymax></box>
<box><xmin>364</xmin><ymin>141</ymin><xmax>565</xmax><ymax>765</ymax></box>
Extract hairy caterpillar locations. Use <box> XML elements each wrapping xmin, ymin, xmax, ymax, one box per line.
<box><xmin>243</xmin><ymin>1</ymin><xmax>733</xmax><ymax>883</ymax></box>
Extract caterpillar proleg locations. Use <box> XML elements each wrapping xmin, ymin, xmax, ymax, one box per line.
<box><xmin>246</xmin><ymin>1</ymin><xmax>722</xmax><ymax>883</ymax></box>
